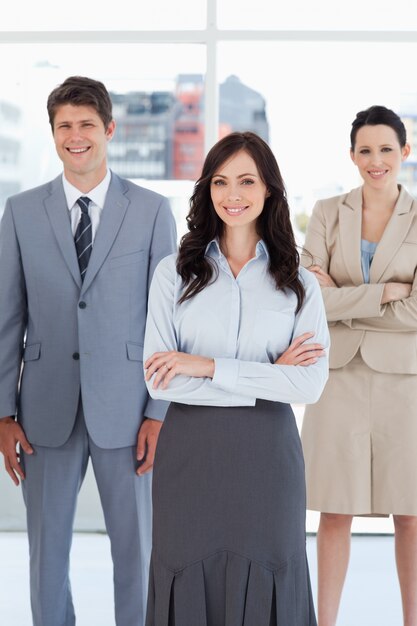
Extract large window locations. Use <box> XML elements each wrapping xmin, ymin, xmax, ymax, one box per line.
<box><xmin>0</xmin><ymin>1</ymin><xmax>206</xmax><ymax>30</ymax></box>
<box><xmin>218</xmin><ymin>0</ymin><xmax>417</xmax><ymax>30</ymax></box>
<box><xmin>219</xmin><ymin>40</ymin><xmax>417</xmax><ymax>237</ymax></box>
<box><xmin>2</xmin><ymin>4</ymin><xmax>417</xmax><ymax>238</ymax></box>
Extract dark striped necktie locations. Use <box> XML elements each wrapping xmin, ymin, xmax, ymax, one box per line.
<box><xmin>74</xmin><ymin>196</ymin><xmax>92</xmax><ymax>281</ymax></box>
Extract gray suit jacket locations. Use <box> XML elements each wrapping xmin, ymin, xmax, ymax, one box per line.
<box><xmin>0</xmin><ymin>172</ymin><xmax>177</xmax><ymax>448</ymax></box>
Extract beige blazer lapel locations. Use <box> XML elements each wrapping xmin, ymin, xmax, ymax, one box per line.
<box><xmin>338</xmin><ymin>186</ymin><xmax>364</xmax><ymax>285</ymax></box>
<box><xmin>370</xmin><ymin>186</ymin><xmax>415</xmax><ymax>283</ymax></box>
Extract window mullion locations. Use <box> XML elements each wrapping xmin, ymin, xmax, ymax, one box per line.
<box><xmin>204</xmin><ymin>0</ymin><xmax>219</xmax><ymax>155</ymax></box>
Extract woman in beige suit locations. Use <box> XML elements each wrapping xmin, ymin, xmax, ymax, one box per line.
<box><xmin>301</xmin><ymin>105</ymin><xmax>417</xmax><ymax>626</ymax></box>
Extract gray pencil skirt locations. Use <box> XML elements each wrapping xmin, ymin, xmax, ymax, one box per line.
<box><xmin>145</xmin><ymin>400</ymin><xmax>316</xmax><ymax>626</ymax></box>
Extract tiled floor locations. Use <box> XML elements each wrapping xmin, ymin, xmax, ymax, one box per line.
<box><xmin>0</xmin><ymin>532</ymin><xmax>402</xmax><ymax>625</ymax></box>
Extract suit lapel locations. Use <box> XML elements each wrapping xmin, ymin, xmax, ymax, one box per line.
<box><xmin>81</xmin><ymin>173</ymin><xmax>129</xmax><ymax>294</ymax></box>
<box><xmin>370</xmin><ymin>186</ymin><xmax>415</xmax><ymax>283</ymax></box>
<box><xmin>44</xmin><ymin>176</ymin><xmax>82</xmax><ymax>288</ymax></box>
<box><xmin>338</xmin><ymin>187</ymin><xmax>363</xmax><ymax>285</ymax></box>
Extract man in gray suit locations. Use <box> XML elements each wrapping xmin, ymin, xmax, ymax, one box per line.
<box><xmin>0</xmin><ymin>76</ymin><xmax>176</xmax><ymax>626</ymax></box>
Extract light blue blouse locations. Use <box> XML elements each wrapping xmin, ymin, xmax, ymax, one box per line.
<box><xmin>144</xmin><ymin>240</ymin><xmax>330</xmax><ymax>407</ymax></box>
<box><xmin>361</xmin><ymin>239</ymin><xmax>378</xmax><ymax>284</ymax></box>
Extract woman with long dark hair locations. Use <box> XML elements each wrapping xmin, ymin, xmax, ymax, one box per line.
<box><xmin>144</xmin><ymin>131</ymin><xmax>329</xmax><ymax>625</ymax></box>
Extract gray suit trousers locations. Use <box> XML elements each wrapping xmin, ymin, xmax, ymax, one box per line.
<box><xmin>21</xmin><ymin>402</ymin><xmax>152</xmax><ymax>626</ymax></box>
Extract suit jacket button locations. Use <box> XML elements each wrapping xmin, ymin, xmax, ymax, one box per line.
<box><xmin>72</xmin><ymin>352</ymin><xmax>80</xmax><ymax>360</ymax></box>
<box><xmin>79</xmin><ymin>301</ymin><xmax>87</xmax><ymax>309</ymax></box>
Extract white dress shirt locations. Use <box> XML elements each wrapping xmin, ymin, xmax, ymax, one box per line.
<box><xmin>144</xmin><ymin>239</ymin><xmax>330</xmax><ymax>407</ymax></box>
<box><xmin>62</xmin><ymin>169</ymin><xmax>111</xmax><ymax>242</ymax></box>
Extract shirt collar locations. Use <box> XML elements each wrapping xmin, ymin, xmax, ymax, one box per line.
<box><xmin>255</xmin><ymin>239</ymin><xmax>269</xmax><ymax>259</ymax></box>
<box><xmin>205</xmin><ymin>238</ymin><xmax>269</xmax><ymax>260</ymax></box>
<box><xmin>205</xmin><ymin>239</ymin><xmax>222</xmax><ymax>258</ymax></box>
<box><xmin>62</xmin><ymin>169</ymin><xmax>111</xmax><ymax>212</ymax></box>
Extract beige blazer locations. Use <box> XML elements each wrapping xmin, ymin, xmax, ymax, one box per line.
<box><xmin>302</xmin><ymin>185</ymin><xmax>417</xmax><ymax>374</ymax></box>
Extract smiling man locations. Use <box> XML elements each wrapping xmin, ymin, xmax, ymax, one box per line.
<box><xmin>0</xmin><ymin>76</ymin><xmax>176</xmax><ymax>626</ymax></box>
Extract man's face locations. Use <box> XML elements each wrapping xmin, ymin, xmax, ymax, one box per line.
<box><xmin>52</xmin><ymin>104</ymin><xmax>115</xmax><ymax>186</ymax></box>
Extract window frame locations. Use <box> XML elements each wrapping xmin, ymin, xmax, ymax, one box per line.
<box><xmin>2</xmin><ymin>2</ymin><xmax>417</xmax><ymax>156</ymax></box>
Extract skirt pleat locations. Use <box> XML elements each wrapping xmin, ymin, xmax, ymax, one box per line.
<box><xmin>148</xmin><ymin>556</ymin><xmax>174</xmax><ymax>626</ymax></box>
<box><xmin>225</xmin><ymin>552</ymin><xmax>251</xmax><ymax>626</ymax></box>
<box><xmin>242</xmin><ymin>560</ymin><xmax>274</xmax><ymax>626</ymax></box>
<box><xmin>274</xmin><ymin>551</ymin><xmax>315</xmax><ymax>625</ymax></box>
<box><xmin>173</xmin><ymin>559</ymin><xmax>207</xmax><ymax>626</ymax></box>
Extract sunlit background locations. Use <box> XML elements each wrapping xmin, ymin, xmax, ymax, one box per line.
<box><xmin>2</xmin><ymin>0</ymin><xmax>416</xmax><ymax>536</ymax></box>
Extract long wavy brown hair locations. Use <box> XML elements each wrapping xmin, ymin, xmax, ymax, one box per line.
<box><xmin>177</xmin><ymin>131</ymin><xmax>305</xmax><ymax>312</ymax></box>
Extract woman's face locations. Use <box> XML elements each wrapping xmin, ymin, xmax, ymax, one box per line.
<box><xmin>350</xmin><ymin>124</ymin><xmax>410</xmax><ymax>190</ymax></box>
<box><xmin>210</xmin><ymin>149</ymin><xmax>269</xmax><ymax>233</ymax></box>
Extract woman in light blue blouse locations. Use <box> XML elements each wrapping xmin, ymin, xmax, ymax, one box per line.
<box><xmin>144</xmin><ymin>132</ymin><xmax>330</xmax><ymax>626</ymax></box>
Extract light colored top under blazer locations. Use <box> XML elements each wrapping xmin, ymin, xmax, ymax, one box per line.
<box><xmin>302</xmin><ymin>185</ymin><xmax>417</xmax><ymax>374</ymax></box>
<box><xmin>0</xmin><ymin>172</ymin><xmax>177</xmax><ymax>448</ymax></box>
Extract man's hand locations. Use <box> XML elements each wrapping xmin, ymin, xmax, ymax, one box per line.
<box><xmin>136</xmin><ymin>418</ymin><xmax>163</xmax><ymax>476</ymax></box>
<box><xmin>0</xmin><ymin>416</ymin><xmax>33</xmax><ymax>485</ymax></box>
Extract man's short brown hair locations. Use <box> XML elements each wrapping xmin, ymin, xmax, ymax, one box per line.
<box><xmin>47</xmin><ymin>76</ymin><xmax>113</xmax><ymax>130</ymax></box>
